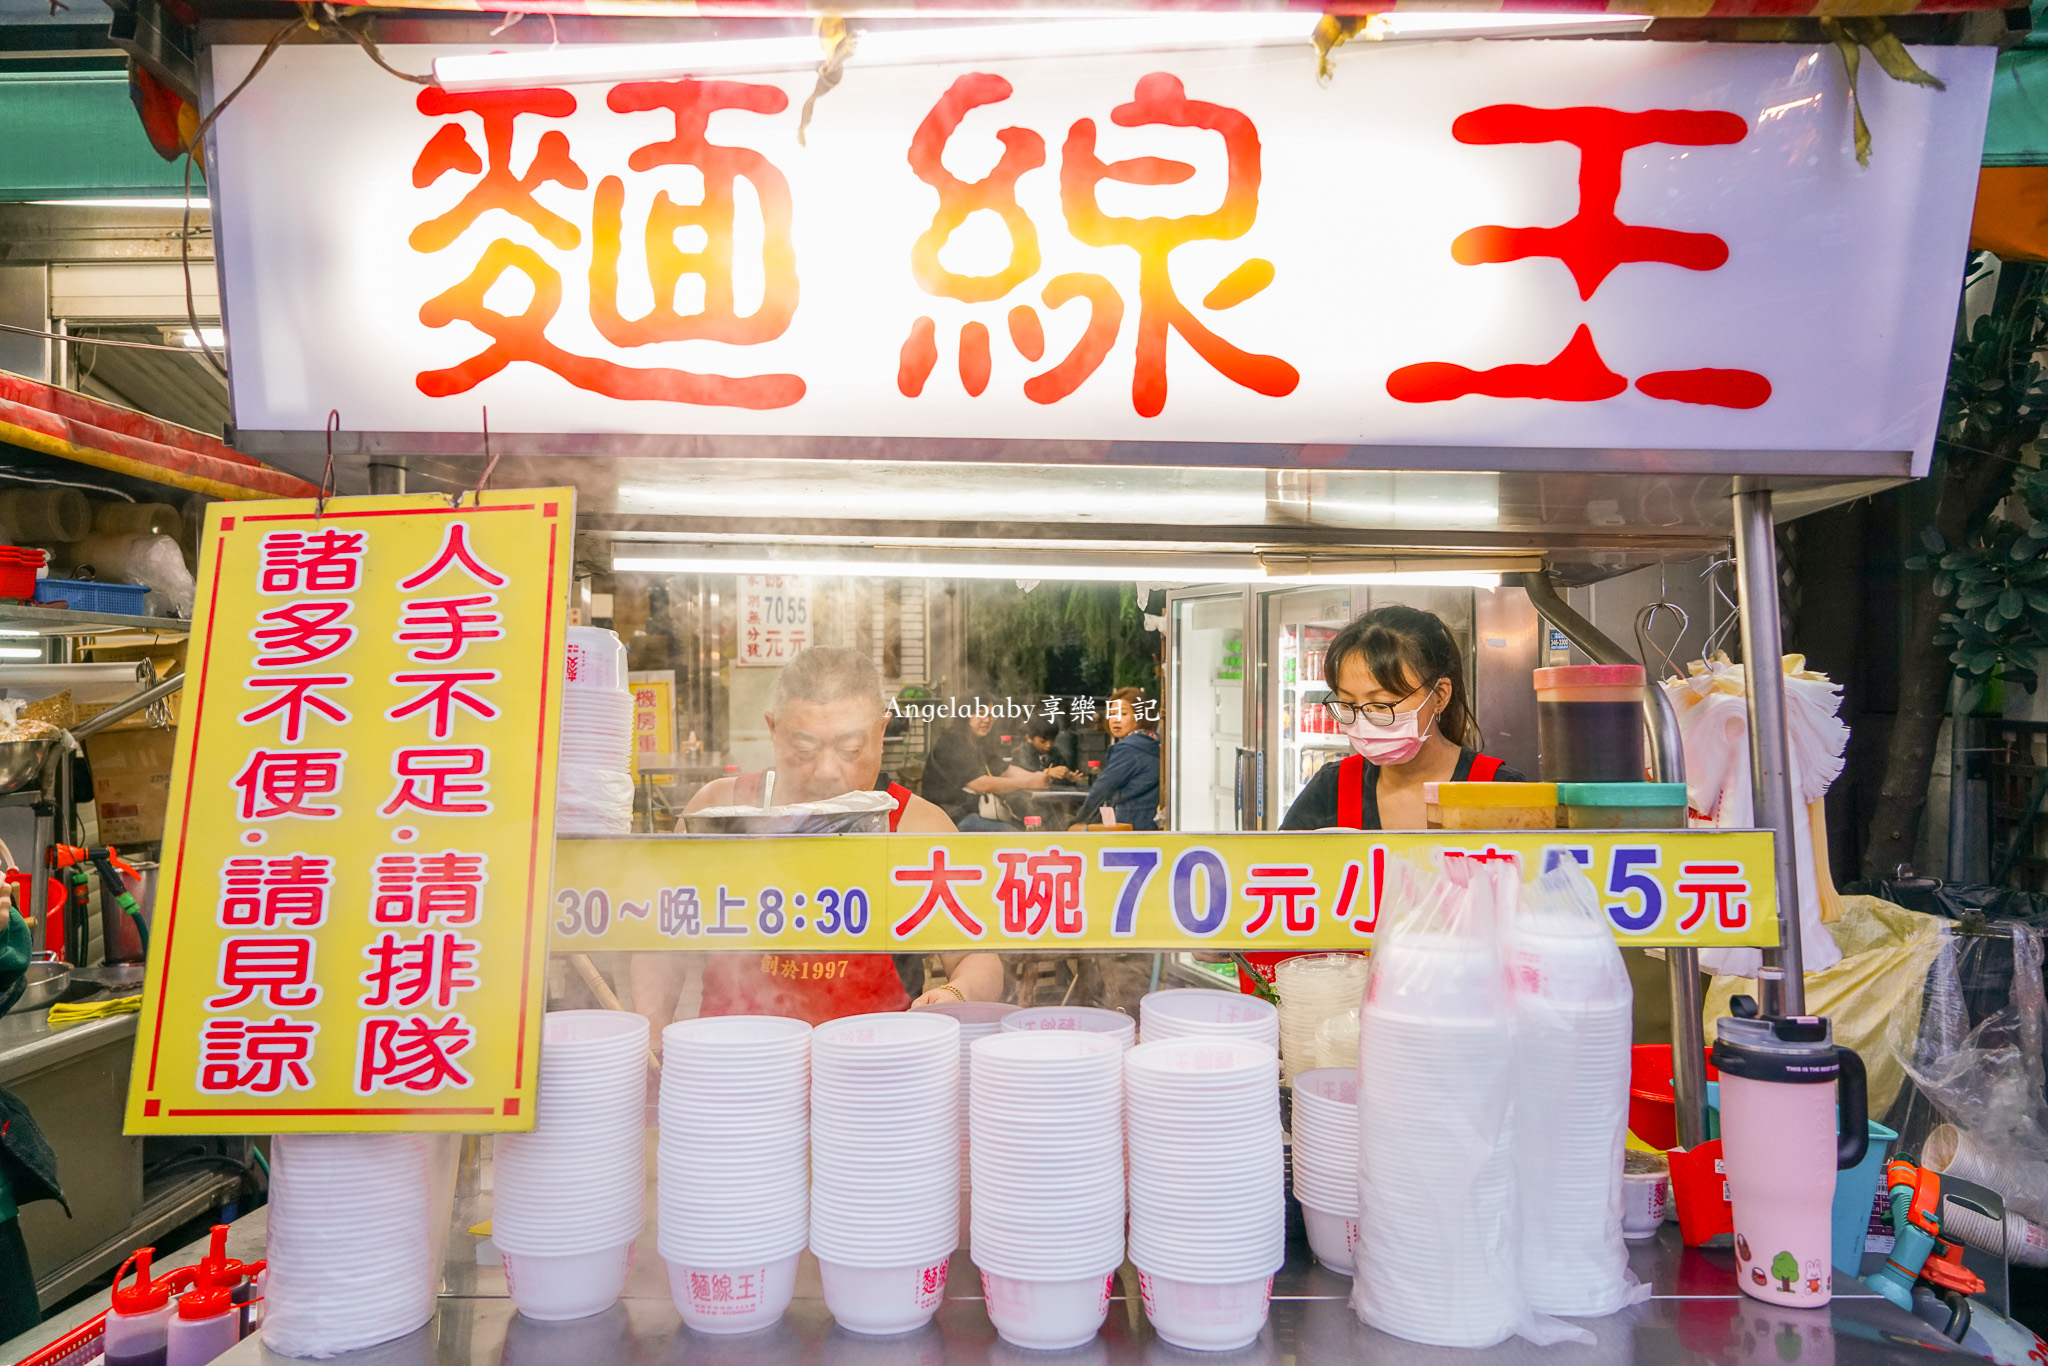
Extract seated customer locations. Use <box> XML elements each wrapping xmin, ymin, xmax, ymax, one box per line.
<box><xmin>922</xmin><ymin>708</ymin><xmax>1049</xmax><ymax>831</ymax></box>
<box><xmin>1072</xmin><ymin>688</ymin><xmax>1161</xmax><ymax>831</ymax></box>
<box><xmin>1013</xmin><ymin>716</ymin><xmax>1081</xmax><ymax>785</ymax></box>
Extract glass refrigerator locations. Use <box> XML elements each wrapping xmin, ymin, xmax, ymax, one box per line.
<box><xmin>1167</xmin><ymin>582</ymin><xmax>1534</xmax><ymax>832</ymax></box>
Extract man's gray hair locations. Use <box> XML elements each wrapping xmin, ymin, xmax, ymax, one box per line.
<box><xmin>769</xmin><ymin>646</ymin><xmax>886</xmax><ymax>718</ymax></box>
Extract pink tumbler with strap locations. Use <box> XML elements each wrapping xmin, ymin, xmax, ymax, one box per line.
<box><xmin>1711</xmin><ymin>1010</ymin><xmax>1869</xmax><ymax>1308</ymax></box>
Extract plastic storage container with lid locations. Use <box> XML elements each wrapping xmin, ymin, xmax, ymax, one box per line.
<box><xmin>1534</xmin><ymin>665</ymin><xmax>1646</xmax><ymax>783</ymax></box>
<box><xmin>1557</xmin><ymin>782</ymin><xmax>1689</xmax><ymax>829</ymax></box>
<box><xmin>106</xmin><ymin>1249</ymin><xmax>176</xmax><ymax>1366</ymax></box>
<box><xmin>1425</xmin><ymin>781</ymin><xmax>1558</xmax><ymax>829</ymax></box>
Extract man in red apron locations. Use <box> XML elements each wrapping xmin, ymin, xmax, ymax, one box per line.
<box><xmin>631</xmin><ymin>647</ymin><xmax>1003</xmax><ymax>1034</ymax></box>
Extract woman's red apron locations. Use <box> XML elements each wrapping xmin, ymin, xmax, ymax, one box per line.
<box><xmin>1236</xmin><ymin>752</ymin><xmax>1505</xmax><ymax>995</ymax></box>
<box><xmin>700</xmin><ymin>778</ymin><xmax>917</xmax><ymax>1024</ymax></box>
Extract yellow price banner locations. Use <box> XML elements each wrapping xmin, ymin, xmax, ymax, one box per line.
<box><xmin>550</xmin><ymin>829</ymin><xmax>1778</xmax><ymax>952</ymax></box>
<box><xmin>129</xmin><ymin>491</ymin><xmax>574</xmax><ymax>1134</ymax></box>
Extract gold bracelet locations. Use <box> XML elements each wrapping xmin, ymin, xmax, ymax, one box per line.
<box><xmin>934</xmin><ymin>983</ymin><xmax>965</xmax><ymax>1002</ymax></box>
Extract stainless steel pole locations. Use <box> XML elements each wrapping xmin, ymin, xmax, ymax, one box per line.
<box><xmin>1731</xmin><ymin>481</ymin><xmax>1805</xmax><ymax>1016</ymax></box>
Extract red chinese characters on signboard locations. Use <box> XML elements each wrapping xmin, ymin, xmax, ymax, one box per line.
<box><xmin>1387</xmin><ymin>106</ymin><xmax>1769</xmax><ymax>410</ymax></box>
<box><xmin>899</xmin><ymin>73</ymin><xmax>1296</xmax><ymax>418</ymax></box>
<box><xmin>409</xmin><ymin>83</ymin><xmax>804</xmax><ymax>409</ymax></box>
<box><xmin>198</xmin><ymin>517</ymin><xmax>514</xmax><ymax>1105</ymax></box>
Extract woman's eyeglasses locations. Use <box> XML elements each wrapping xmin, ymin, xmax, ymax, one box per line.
<box><xmin>1320</xmin><ymin>680</ymin><xmax>1436</xmax><ymax>728</ymax></box>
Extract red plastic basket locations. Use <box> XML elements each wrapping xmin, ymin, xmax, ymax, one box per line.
<box><xmin>1628</xmin><ymin>1043</ymin><xmax>1720</xmax><ymax>1151</ymax></box>
<box><xmin>0</xmin><ymin>546</ymin><xmax>44</xmax><ymax>604</ymax></box>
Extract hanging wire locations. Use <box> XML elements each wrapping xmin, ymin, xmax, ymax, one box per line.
<box><xmin>455</xmin><ymin>408</ymin><xmax>500</xmax><ymax>508</ymax></box>
<box><xmin>316</xmin><ymin>409</ymin><xmax>339</xmax><ymax>517</ymax></box>
<box><xmin>180</xmin><ymin>16</ymin><xmax>309</xmax><ymax>379</ymax></box>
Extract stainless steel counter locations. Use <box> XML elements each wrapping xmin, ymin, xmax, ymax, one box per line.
<box><xmin>203</xmin><ymin>1210</ymin><xmax>1977</xmax><ymax>1366</ymax></box>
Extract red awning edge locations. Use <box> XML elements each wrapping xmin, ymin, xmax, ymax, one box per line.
<box><xmin>0</xmin><ymin>372</ymin><xmax>319</xmax><ymax>502</ymax></box>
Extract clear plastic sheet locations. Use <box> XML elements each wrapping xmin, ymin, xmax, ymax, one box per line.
<box><xmin>1898</xmin><ymin>922</ymin><xmax>2048</xmax><ymax>1222</ymax></box>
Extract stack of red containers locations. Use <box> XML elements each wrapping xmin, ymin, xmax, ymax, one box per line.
<box><xmin>0</xmin><ymin>545</ymin><xmax>45</xmax><ymax>602</ymax></box>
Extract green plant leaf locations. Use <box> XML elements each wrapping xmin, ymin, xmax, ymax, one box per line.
<box><xmin>1922</xmin><ymin>527</ymin><xmax>1948</xmax><ymax>554</ymax></box>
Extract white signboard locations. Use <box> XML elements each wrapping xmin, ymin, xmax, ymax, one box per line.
<box><xmin>207</xmin><ymin>41</ymin><xmax>1990</xmax><ymax>474</ymax></box>
<box><xmin>737</xmin><ymin>575</ymin><xmax>811</xmax><ymax>666</ymax></box>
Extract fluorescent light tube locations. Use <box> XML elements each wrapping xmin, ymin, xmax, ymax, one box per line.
<box><xmin>611</xmin><ymin>551</ymin><xmax>1499</xmax><ymax>588</ymax></box>
<box><xmin>32</xmin><ymin>197</ymin><xmax>210</xmax><ymax>208</ymax></box>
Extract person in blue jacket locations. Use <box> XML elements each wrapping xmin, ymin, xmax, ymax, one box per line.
<box><xmin>1072</xmin><ymin>687</ymin><xmax>1161</xmax><ymax>831</ymax></box>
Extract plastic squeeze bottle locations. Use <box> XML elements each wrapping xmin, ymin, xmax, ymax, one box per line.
<box><xmin>165</xmin><ymin>1289</ymin><xmax>239</xmax><ymax>1366</ymax></box>
<box><xmin>104</xmin><ymin>1250</ymin><xmax>174</xmax><ymax>1366</ymax></box>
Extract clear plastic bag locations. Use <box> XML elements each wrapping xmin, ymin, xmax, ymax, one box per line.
<box><xmin>1895</xmin><ymin>922</ymin><xmax>2048</xmax><ymax>1221</ymax></box>
<box><xmin>1351</xmin><ymin>852</ymin><xmax>1591</xmax><ymax>1348</ymax></box>
<box><xmin>1507</xmin><ymin>861</ymin><xmax>1649</xmax><ymax>1318</ymax></box>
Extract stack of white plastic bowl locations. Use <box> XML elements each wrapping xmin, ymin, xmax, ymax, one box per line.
<box><xmin>1275</xmin><ymin>955</ymin><xmax>1369</xmax><ymax>1085</ymax></box>
<box><xmin>1508</xmin><ymin>910</ymin><xmax>1634</xmax><ymax>1316</ymax></box>
<box><xmin>492</xmin><ymin>1011</ymin><xmax>649</xmax><ymax>1321</ymax></box>
<box><xmin>658</xmin><ymin>1015</ymin><xmax>812</xmax><ymax>1334</ymax></box>
<box><xmin>558</xmin><ymin>626</ymin><xmax>633</xmax><ymax>834</ymax></box>
<box><xmin>1138</xmin><ymin>989</ymin><xmax>1279</xmax><ymax>1056</ymax></box>
<box><xmin>1354</xmin><ymin>931</ymin><xmax>1519</xmax><ymax>1347</ymax></box>
<box><xmin>1001</xmin><ymin>1006</ymin><xmax>1137</xmax><ymax>1049</ymax></box>
<box><xmin>969</xmin><ymin>1032</ymin><xmax>1127</xmax><ymax>1350</ymax></box>
<box><xmin>262</xmin><ymin>1134</ymin><xmax>441</xmax><ymax>1356</ymax></box>
<box><xmin>1289</xmin><ymin>1069</ymin><xmax>1362</xmax><ymax>1274</ymax></box>
<box><xmin>811</xmin><ymin>1012</ymin><xmax>962</xmax><ymax>1335</ymax></box>
<box><xmin>1126</xmin><ymin>1039</ymin><xmax>1285</xmax><ymax>1351</ymax></box>
<box><xmin>919</xmin><ymin>1001</ymin><xmax>1018</xmax><ymax>1248</ymax></box>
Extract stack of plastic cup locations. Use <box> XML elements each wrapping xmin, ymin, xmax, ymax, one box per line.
<box><xmin>1313</xmin><ymin>1009</ymin><xmax>1360</xmax><ymax>1071</ymax></box>
<box><xmin>1001</xmin><ymin>1006</ymin><xmax>1137</xmax><ymax>1049</ymax></box>
<box><xmin>1126</xmin><ymin>1039</ymin><xmax>1284</xmax><ymax>1351</ymax></box>
<box><xmin>1355</xmin><ymin>931</ymin><xmax>1519</xmax><ymax>1347</ymax></box>
<box><xmin>1508</xmin><ymin>911</ymin><xmax>1634</xmax><ymax>1316</ymax></box>
<box><xmin>1275</xmin><ymin>955</ymin><xmax>1368</xmax><ymax>1085</ymax></box>
<box><xmin>1138</xmin><ymin>989</ymin><xmax>1279</xmax><ymax>1056</ymax></box>
<box><xmin>492</xmin><ymin>1011</ymin><xmax>649</xmax><ymax>1321</ymax></box>
<box><xmin>558</xmin><ymin>626</ymin><xmax>632</xmax><ymax>834</ymax></box>
<box><xmin>262</xmin><ymin>1134</ymin><xmax>441</xmax><ymax>1357</ymax></box>
<box><xmin>658</xmin><ymin>1016</ymin><xmax>812</xmax><ymax>1334</ymax></box>
<box><xmin>969</xmin><ymin>1032</ymin><xmax>1126</xmax><ymax>1350</ymax></box>
<box><xmin>1289</xmin><ymin>1069</ymin><xmax>1361</xmax><ymax>1274</ymax></box>
<box><xmin>919</xmin><ymin>1001</ymin><xmax>1017</xmax><ymax>1249</ymax></box>
<box><xmin>811</xmin><ymin>1012</ymin><xmax>962</xmax><ymax>1335</ymax></box>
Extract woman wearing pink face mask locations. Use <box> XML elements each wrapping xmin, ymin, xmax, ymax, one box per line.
<box><xmin>1280</xmin><ymin>604</ymin><xmax>1523</xmax><ymax>832</ymax></box>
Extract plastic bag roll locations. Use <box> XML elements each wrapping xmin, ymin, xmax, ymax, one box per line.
<box><xmin>0</xmin><ymin>662</ymin><xmax>153</xmax><ymax>696</ymax></box>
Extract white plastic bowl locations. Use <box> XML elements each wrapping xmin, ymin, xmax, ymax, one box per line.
<box><xmin>502</xmin><ymin>1242</ymin><xmax>634</xmax><ymax>1322</ymax></box>
<box><xmin>981</xmin><ymin>1270</ymin><xmax>1115</xmax><ymax>1351</ymax></box>
<box><xmin>1300</xmin><ymin>1206</ymin><xmax>1358</xmax><ymax>1274</ymax></box>
<box><xmin>1137</xmin><ymin>1271</ymin><xmax>1272</xmax><ymax>1352</ymax></box>
<box><xmin>818</xmin><ymin>1257</ymin><xmax>952</xmax><ymax>1335</ymax></box>
<box><xmin>665</xmin><ymin>1252</ymin><xmax>800</xmax><ymax>1335</ymax></box>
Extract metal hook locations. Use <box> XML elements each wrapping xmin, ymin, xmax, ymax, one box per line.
<box><xmin>317</xmin><ymin>410</ymin><xmax>339</xmax><ymax>518</ymax></box>
<box><xmin>1635</xmin><ymin>600</ymin><xmax>1691</xmax><ymax>683</ymax></box>
<box><xmin>1700</xmin><ymin>558</ymin><xmax>1741</xmax><ymax>661</ymax></box>
<box><xmin>454</xmin><ymin>407</ymin><xmax>500</xmax><ymax>509</ymax></box>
